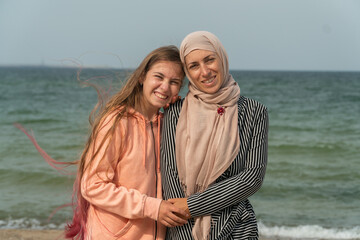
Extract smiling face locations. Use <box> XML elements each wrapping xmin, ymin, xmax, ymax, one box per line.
<box><xmin>185</xmin><ymin>49</ymin><xmax>224</xmax><ymax>94</ymax></box>
<box><xmin>140</xmin><ymin>60</ymin><xmax>183</xmax><ymax>118</ymax></box>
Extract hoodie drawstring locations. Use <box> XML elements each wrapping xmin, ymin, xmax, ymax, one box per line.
<box><xmin>140</xmin><ymin>113</ymin><xmax>161</xmax><ymax>171</ymax></box>
<box><xmin>156</xmin><ymin>117</ymin><xmax>161</xmax><ymax>173</ymax></box>
<box><xmin>143</xmin><ymin>119</ymin><xmax>147</xmax><ymax>168</ymax></box>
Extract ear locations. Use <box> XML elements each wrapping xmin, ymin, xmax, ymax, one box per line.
<box><xmin>139</xmin><ymin>78</ymin><xmax>144</xmax><ymax>86</ymax></box>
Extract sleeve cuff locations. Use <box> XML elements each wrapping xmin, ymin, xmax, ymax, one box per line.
<box><xmin>143</xmin><ymin>197</ymin><xmax>162</xmax><ymax>220</ymax></box>
<box><xmin>187</xmin><ymin>192</ymin><xmax>206</xmax><ymax>217</ymax></box>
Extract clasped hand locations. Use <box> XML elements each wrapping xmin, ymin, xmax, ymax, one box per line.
<box><xmin>158</xmin><ymin>198</ymin><xmax>191</xmax><ymax>227</ymax></box>
<box><xmin>163</xmin><ymin>95</ymin><xmax>181</xmax><ymax>109</ymax></box>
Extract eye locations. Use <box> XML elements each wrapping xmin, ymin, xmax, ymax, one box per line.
<box><xmin>206</xmin><ymin>57</ymin><xmax>215</xmax><ymax>63</ymax></box>
<box><xmin>170</xmin><ymin>80</ymin><xmax>181</xmax><ymax>86</ymax></box>
<box><xmin>154</xmin><ymin>74</ymin><xmax>163</xmax><ymax>79</ymax></box>
<box><xmin>188</xmin><ymin>63</ymin><xmax>199</xmax><ymax>70</ymax></box>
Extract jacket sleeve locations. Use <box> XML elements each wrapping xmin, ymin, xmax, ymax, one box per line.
<box><xmin>81</xmin><ymin>114</ymin><xmax>162</xmax><ymax>221</ymax></box>
<box><xmin>187</xmin><ymin>105</ymin><xmax>268</xmax><ymax>217</ymax></box>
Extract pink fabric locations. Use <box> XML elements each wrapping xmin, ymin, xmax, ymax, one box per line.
<box><xmin>81</xmin><ymin>109</ymin><xmax>165</xmax><ymax>240</ymax></box>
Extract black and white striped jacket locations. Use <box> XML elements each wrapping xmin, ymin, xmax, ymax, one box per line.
<box><xmin>160</xmin><ymin>96</ymin><xmax>268</xmax><ymax>240</ymax></box>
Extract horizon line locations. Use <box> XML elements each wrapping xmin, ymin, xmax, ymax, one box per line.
<box><xmin>0</xmin><ymin>64</ymin><xmax>359</xmax><ymax>73</ymax></box>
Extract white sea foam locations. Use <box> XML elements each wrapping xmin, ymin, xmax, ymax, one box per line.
<box><xmin>1</xmin><ymin>218</ymin><xmax>360</xmax><ymax>240</ymax></box>
<box><xmin>0</xmin><ymin>218</ymin><xmax>66</xmax><ymax>230</ymax></box>
<box><xmin>259</xmin><ymin>221</ymin><xmax>360</xmax><ymax>240</ymax></box>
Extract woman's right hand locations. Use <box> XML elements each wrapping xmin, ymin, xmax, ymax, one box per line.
<box><xmin>158</xmin><ymin>200</ymin><xmax>190</xmax><ymax>227</ymax></box>
<box><xmin>164</xmin><ymin>95</ymin><xmax>181</xmax><ymax>109</ymax></box>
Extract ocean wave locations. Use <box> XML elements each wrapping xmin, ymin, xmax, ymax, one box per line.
<box><xmin>1</xmin><ymin>218</ymin><xmax>359</xmax><ymax>239</ymax></box>
<box><xmin>0</xmin><ymin>168</ymin><xmax>74</xmax><ymax>186</ymax></box>
<box><xmin>19</xmin><ymin>118</ymin><xmax>63</xmax><ymax>124</ymax></box>
<box><xmin>259</xmin><ymin>221</ymin><xmax>360</xmax><ymax>239</ymax></box>
<box><xmin>270</xmin><ymin>143</ymin><xmax>344</xmax><ymax>151</ymax></box>
<box><xmin>7</xmin><ymin>109</ymin><xmax>41</xmax><ymax>115</ymax></box>
<box><xmin>0</xmin><ymin>218</ymin><xmax>66</xmax><ymax>230</ymax></box>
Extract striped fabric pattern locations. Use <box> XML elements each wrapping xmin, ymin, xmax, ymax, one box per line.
<box><xmin>160</xmin><ymin>96</ymin><xmax>268</xmax><ymax>240</ymax></box>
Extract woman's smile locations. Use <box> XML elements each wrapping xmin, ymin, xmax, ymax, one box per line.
<box><xmin>202</xmin><ymin>75</ymin><xmax>216</xmax><ymax>85</ymax></box>
<box><xmin>154</xmin><ymin>91</ymin><xmax>168</xmax><ymax>100</ymax></box>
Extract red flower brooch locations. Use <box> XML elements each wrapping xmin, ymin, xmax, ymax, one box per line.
<box><xmin>217</xmin><ymin>107</ymin><xmax>225</xmax><ymax>116</ymax></box>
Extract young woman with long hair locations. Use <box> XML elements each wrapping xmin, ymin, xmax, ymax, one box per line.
<box><xmin>18</xmin><ymin>45</ymin><xmax>189</xmax><ymax>240</ymax></box>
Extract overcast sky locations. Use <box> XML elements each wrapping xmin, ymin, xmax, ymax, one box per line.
<box><xmin>1</xmin><ymin>0</ymin><xmax>359</xmax><ymax>71</ymax></box>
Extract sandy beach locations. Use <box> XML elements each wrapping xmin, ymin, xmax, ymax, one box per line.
<box><xmin>0</xmin><ymin>229</ymin><xmax>275</xmax><ymax>240</ymax></box>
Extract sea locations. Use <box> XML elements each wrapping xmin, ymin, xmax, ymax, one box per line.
<box><xmin>0</xmin><ymin>66</ymin><xmax>359</xmax><ymax>239</ymax></box>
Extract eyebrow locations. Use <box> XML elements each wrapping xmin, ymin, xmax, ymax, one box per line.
<box><xmin>204</xmin><ymin>54</ymin><xmax>216</xmax><ymax>60</ymax></box>
<box><xmin>153</xmin><ymin>72</ymin><xmax>164</xmax><ymax>76</ymax></box>
<box><xmin>153</xmin><ymin>72</ymin><xmax>181</xmax><ymax>80</ymax></box>
<box><xmin>187</xmin><ymin>53</ymin><xmax>216</xmax><ymax>66</ymax></box>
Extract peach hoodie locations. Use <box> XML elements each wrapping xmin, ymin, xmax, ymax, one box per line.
<box><xmin>81</xmin><ymin>108</ymin><xmax>166</xmax><ymax>240</ymax></box>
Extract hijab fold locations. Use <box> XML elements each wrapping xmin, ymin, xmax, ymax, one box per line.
<box><xmin>176</xmin><ymin>31</ymin><xmax>241</xmax><ymax>240</ymax></box>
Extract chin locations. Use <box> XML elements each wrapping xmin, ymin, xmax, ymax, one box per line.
<box><xmin>201</xmin><ymin>87</ymin><xmax>219</xmax><ymax>94</ymax></box>
<box><xmin>155</xmin><ymin>101</ymin><xmax>168</xmax><ymax>109</ymax></box>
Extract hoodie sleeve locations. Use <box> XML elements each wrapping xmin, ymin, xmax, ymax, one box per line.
<box><xmin>80</xmin><ymin>114</ymin><xmax>162</xmax><ymax>220</ymax></box>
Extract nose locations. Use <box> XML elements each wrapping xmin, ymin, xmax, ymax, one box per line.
<box><xmin>200</xmin><ymin>64</ymin><xmax>211</xmax><ymax>77</ymax></box>
<box><xmin>160</xmin><ymin>81</ymin><xmax>170</xmax><ymax>92</ymax></box>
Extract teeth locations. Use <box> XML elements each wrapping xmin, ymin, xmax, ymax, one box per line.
<box><xmin>155</xmin><ymin>92</ymin><xmax>167</xmax><ymax>99</ymax></box>
<box><xmin>203</xmin><ymin>77</ymin><xmax>215</xmax><ymax>84</ymax></box>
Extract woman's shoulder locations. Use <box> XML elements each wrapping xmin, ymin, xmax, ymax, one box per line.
<box><xmin>164</xmin><ymin>98</ymin><xmax>184</xmax><ymax>119</ymax></box>
<box><xmin>97</xmin><ymin>108</ymin><xmax>130</xmax><ymax>132</ymax></box>
<box><xmin>238</xmin><ymin>96</ymin><xmax>267</xmax><ymax>110</ymax></box>
<box><xmin>237</xmin><ymin>96</ymin><xmax>268</xmax><ymax>119</ymax></box>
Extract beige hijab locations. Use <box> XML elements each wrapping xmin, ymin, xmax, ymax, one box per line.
<box><xmin>176</xmin><ymin>31</ymin><xmax>241</xmax><ymax>240</ymax></box>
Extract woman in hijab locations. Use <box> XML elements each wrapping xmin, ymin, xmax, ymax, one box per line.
<box><xmin>161</xmin><ymin>31</ymin><xmax>268</xmax><ymax>240</ymax></box>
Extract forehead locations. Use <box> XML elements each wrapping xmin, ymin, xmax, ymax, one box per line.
<box><xmin>149</xmin><ymin>60</ymin><xmax>179</xmax><ymax>69</ymax></box>
<box><xmin>185</xmin><ymin>49</ymin><xmax>216</xmax><ymax>63</ymax></box>
<box><xmin>147</xmin><ymin>61</ymin><xmax>183</xmax><ymax>76</ymax></box>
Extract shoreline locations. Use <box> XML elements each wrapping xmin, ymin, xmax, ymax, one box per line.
<box><xmin>0</xmin><ymin>229</ymin><xmax>66</xmax><ymax>240</ymax></box>
<box><xmin>0</xmin><ymin>229</ymin><xmax>275</xmax><ymax>240</ymax></box>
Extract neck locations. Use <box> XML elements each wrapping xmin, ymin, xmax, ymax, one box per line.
<box><xmin>135</xmin><ymin>99</ymin><xmax>159</xmax><ymax>121</ymax></box>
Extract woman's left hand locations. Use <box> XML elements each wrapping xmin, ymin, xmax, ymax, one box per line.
<box><xmin>168</xmin><ymin>198</ymin><xmax>191</xmax><ymax>219</ymax></box>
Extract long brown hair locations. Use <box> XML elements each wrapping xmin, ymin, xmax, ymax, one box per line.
<box><xmin>66</xmin><ymin>45</ymin><xmax>184</xmax><ymax>239</ymax></box>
